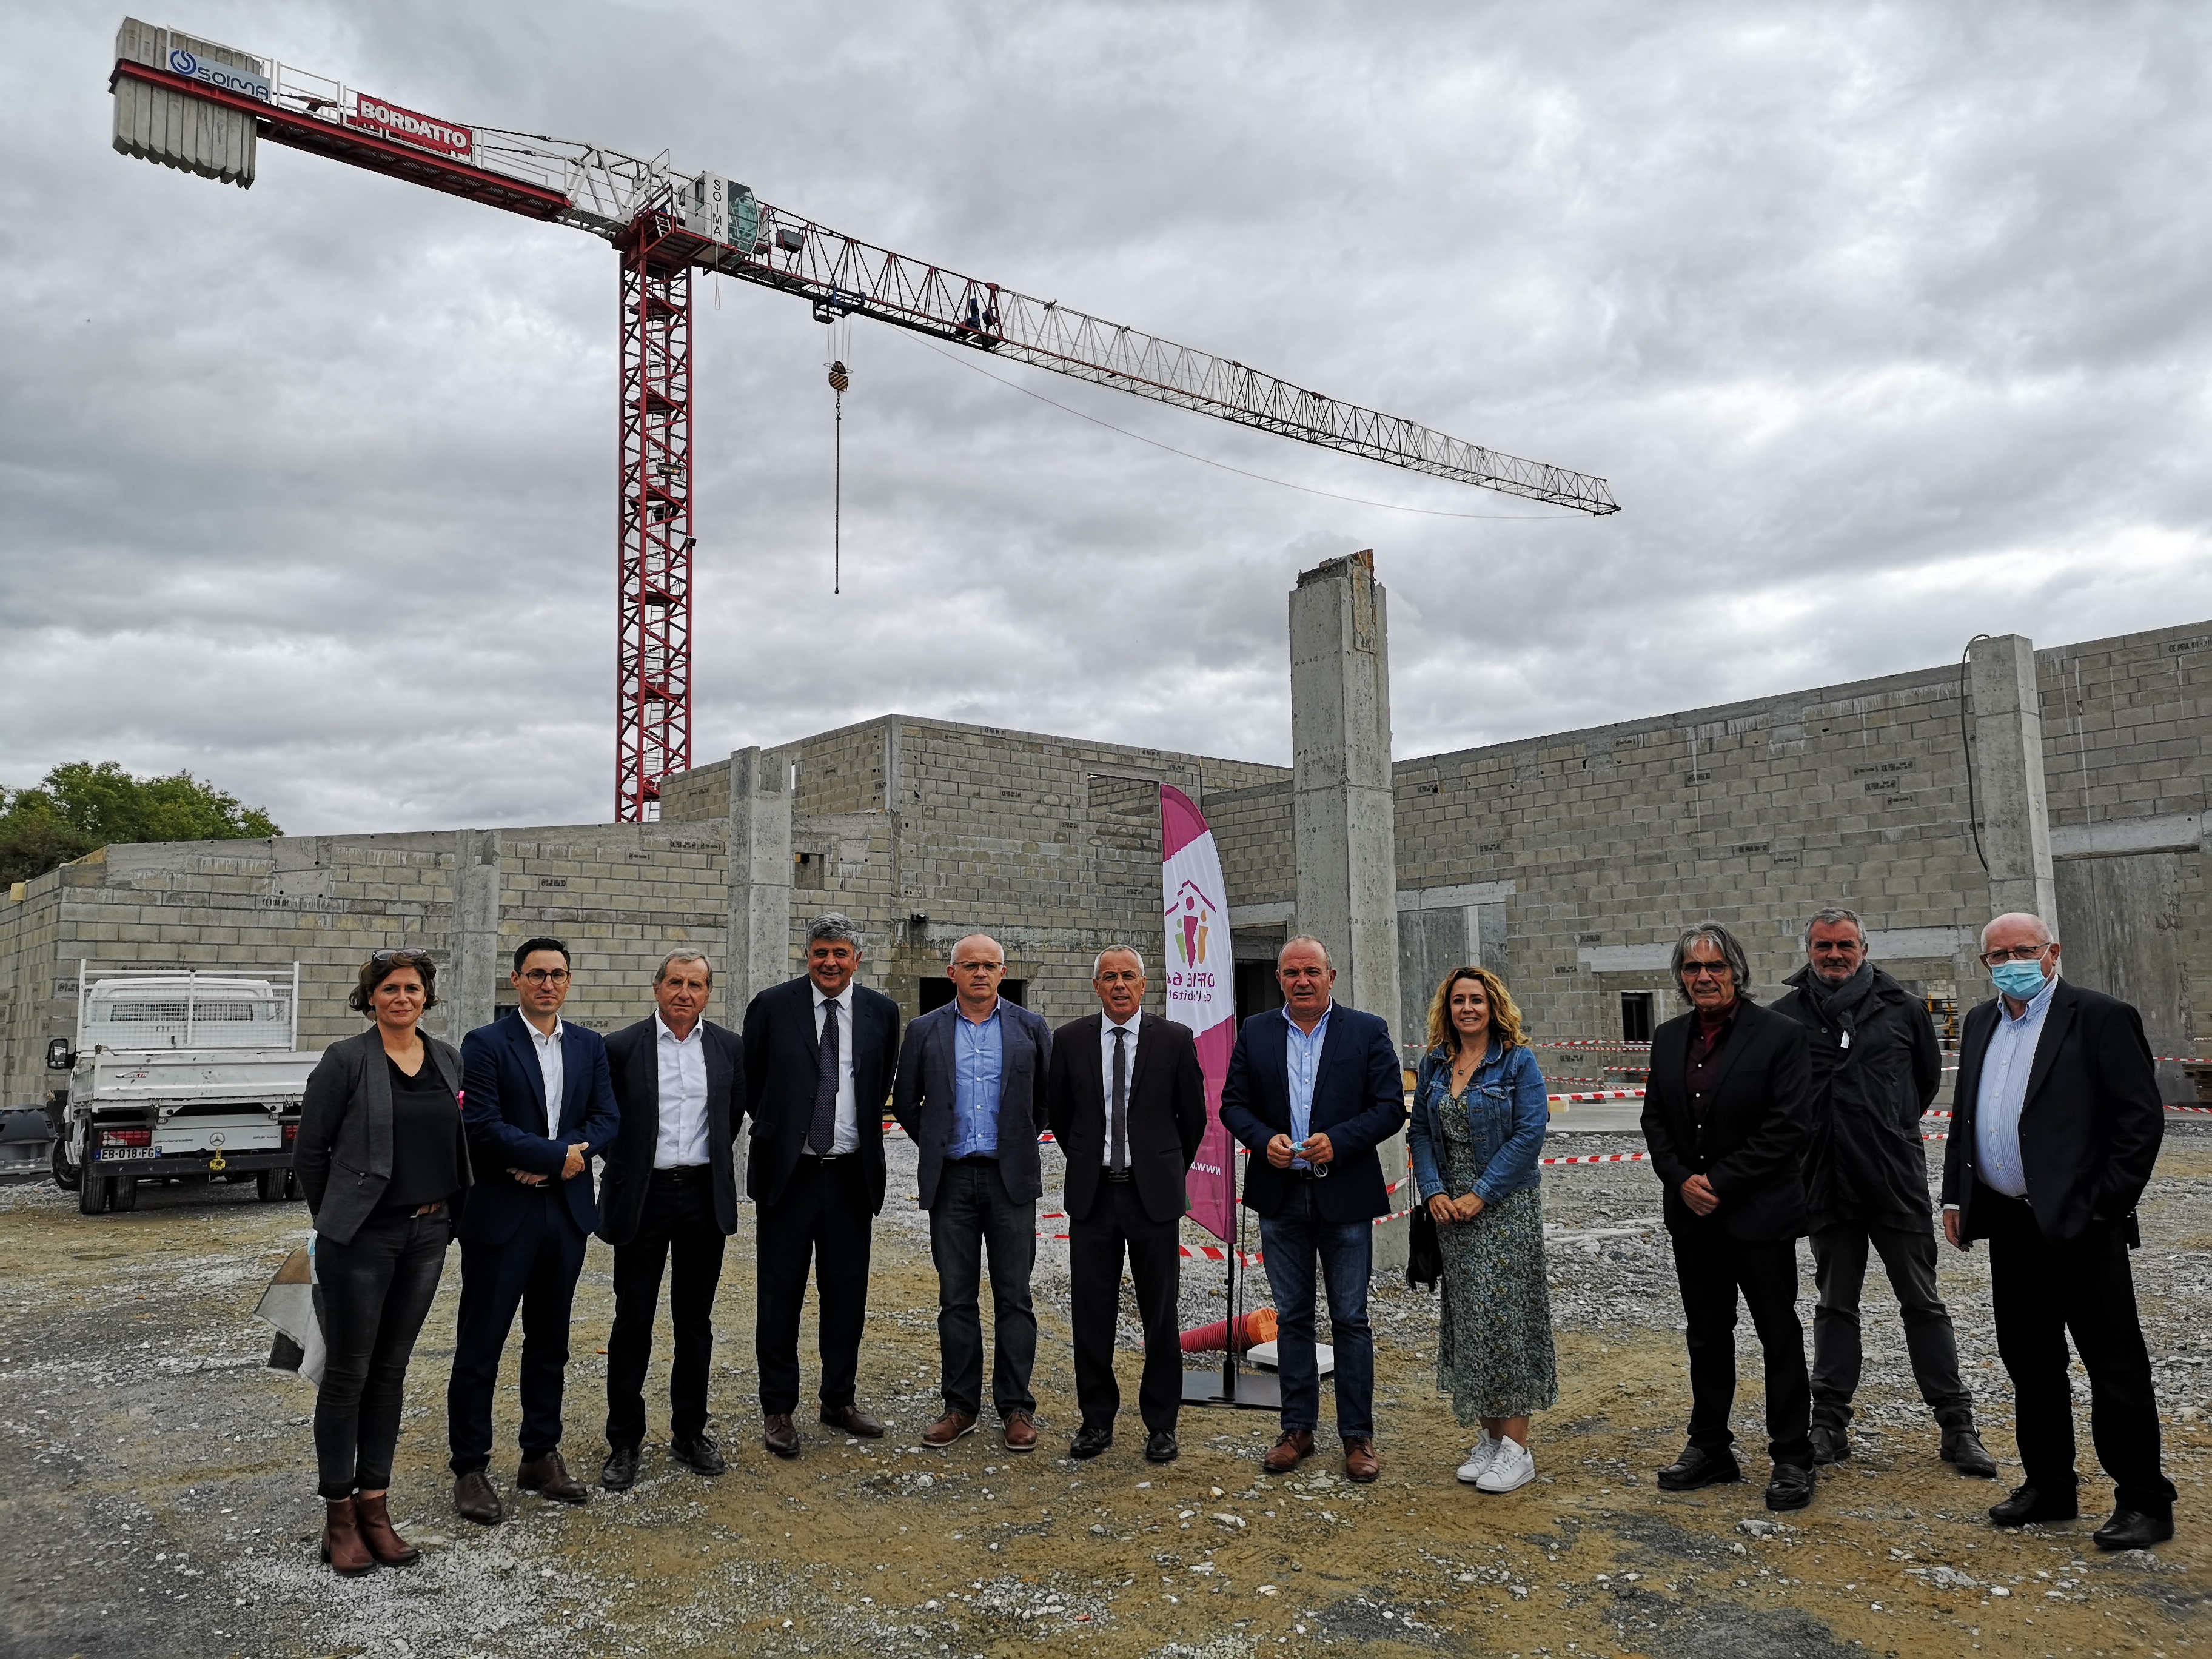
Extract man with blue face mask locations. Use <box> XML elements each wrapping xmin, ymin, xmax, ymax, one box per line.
<box><xmin>1941</xmin><ymin>912</ymin><xmax>2174</xmax><ymax>1552</ymax></box>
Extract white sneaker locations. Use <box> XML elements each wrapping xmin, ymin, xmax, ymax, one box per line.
<box><xmin>1455</xmin><ymin>1431</ymin><xmax>1500</xmax><ymax>1484</ymax></box>
<box><xmin>1476</xmin><ymin>1436</ymin><xmax>1536</xmax><ymax>1494</ymax></box>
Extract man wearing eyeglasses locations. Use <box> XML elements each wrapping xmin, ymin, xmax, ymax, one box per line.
<box><xmin>1640</xmin><ymin>922</ymin><xmax>1817</xmax><ymax>1512</ymax></box>
<box><xmin>448</xmin><ymin>937</ymin><xmax>620</xmax><ymax>1524</ymax></box>
<box><xmin>1941</xmin><ymin>913</ymin><xmax>2173</xmax><ymax>1550</ymax></box>
<box><xmin>891</xmin><ymin>934</ymin><xmax>1054</xmax><ymax>1452</ymax></box>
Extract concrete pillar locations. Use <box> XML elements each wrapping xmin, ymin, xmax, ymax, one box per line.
<box><xmin>726</xmin><ymin>746</ymin><xmax>794</xmax><ymax>1025</ymax></box>
<box><xmin>1966</xmin><ymin>635</ymin><xmax>2058</xmax><ymax>930</ymax></box>
<box><xmin>449</xmin><ymin>829</ymin><xmax>503</xmax><ymax>1041</ymax></box>
<box><xmin>1289</xmin><ymin>549</ymin><xmax>1409</xmax><ymax>1270</ymax></box>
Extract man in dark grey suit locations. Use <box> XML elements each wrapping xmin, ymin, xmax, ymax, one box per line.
<box><xmin>597</xmin><ymin>950</ymin><xmax>746</xmax><ymax>1490</ymax></box>
<box><xmin>742</xmin><ymin>913</ymin><xmax>902</xmax><ymax>1460</ymax></box>
<box><xmin>892</xmin><ymin>934</ymin><xmax>1054</xmax><ymax>1452</ymax></box>
<box><xmin>1047</xmin><ymin>946</ymin><xmax>1207</xmax><ymax>1463</ymax></box>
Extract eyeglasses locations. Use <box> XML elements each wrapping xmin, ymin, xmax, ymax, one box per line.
<box><xmin>518</xmin><ymin>968</ymin><xmax>571</xmax><ymax>985</ymax></box>
<box><xmin>370</xmin><ymin>949</ymin><xmax>430</xmax><ymax>966</ymax></box>
<box><xmin>1980</xmin><ymin>945</ymin><xmax>2050</xmax><ymax>965</ymax></box>
<box><xmin>1680</xmin><ymin>962</ymin><xmax>1733</xmax><ymax>979</ymax></box>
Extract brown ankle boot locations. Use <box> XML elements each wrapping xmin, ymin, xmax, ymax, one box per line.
<box><xmin>355</xmin><ymin>1492</ymin><xmax>420</xmax><ymax>1567</ymax></box>
<box><xmin>321</xmin><ymin>1496</ymin><xmax>377</xmax><ymax>1577</ymax></box>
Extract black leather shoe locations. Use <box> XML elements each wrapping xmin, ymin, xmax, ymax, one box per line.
<box><xmin>672</xmin><ymin>1433</ymin><xmax>726</xmax><ymax>1477</ymax></box>
<box><xmin>454</xmin><ymin>1469</ymin><xmax>504</xmax><ymax>1526</ymax></box>
<box><xmin>2092</xmin><ymin>1509</ymin><xmax>2174</xmax><ymax>1551</ymax></box>
<box><xmin>600</xmin><ymin>1444</ymin><xmax>641</xmax><ymax>1491</ymax></box>
<box><xmin>1942</xmin><ymin>1427</ymin><xmax>1999</xmax><ymax>1479</ymax></box>
<box><xmin>518</xmin><ymin>1449</ymin><xmax>589</xmax><ymax>1504</ymax></box>
<box><xmin>1989</xmin><ymin>1484</ymin><xmax>2078</xmax><ymax>1527</ymax></box>
<box><xmin>1656</xmin><ymin>1443</ymin><xmax>1741</xmax><ymax>1491</ymax></box>
<box><xmin>763</xmin><ymin>1413</ymin><xmax>801</xmax><ymax>1459</ymax></box>
<box><xmin>1810</xmin><ymin>1423</ymin><xmax>1851</xmax><ymax>1465</ymax></box>
<box><xmin>1145</xmin><ymin>1430</ymin><xmax>1179</xmax><ymax>1464</ymax></box>
<box><xmin>1069</xmin><ymin>1425</ymin><xmax>1114</xmax><ymax>1460</ymax></box>
<box><xmin>1765</xmin><ymin>1463</ymin><xmax>1815</xmax><ymax>1512</ymax></box>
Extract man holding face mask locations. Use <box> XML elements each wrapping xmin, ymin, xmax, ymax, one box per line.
<box><xmin>1942</xmin><ymin>913</ymin><xmax>2174</xmax><ymax>1550</ymax></box>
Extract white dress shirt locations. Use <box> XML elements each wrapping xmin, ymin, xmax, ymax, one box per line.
<box><xmin>654</xmin><ymin>1013</ymin><xmax>710</xmax><ymax>1168</ymax></box>
<box><xmin>811</xmin><ymin>984</ymin><xmax>860</xmax><ymax>1155</ymax></box>
<box><xmin>522</xmin><ymin>1014</ymin><xmax>565</xmax><ymax>1139</ymax></box>
<box><xmin>1098</xmin><ymin>1013</ymin><xmax>1141</xmax><ymax>1166</ymax></box>
<box><xmin>1972</xmin><ymin>973</ymin><xmax>2059</xmax><ymax>1199</ymax></box>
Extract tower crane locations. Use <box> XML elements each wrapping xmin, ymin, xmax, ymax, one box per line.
<box><xmin>110</xmin><ymin>18</ymin><xmax>1620</xmax><ymax>822</ymax></box>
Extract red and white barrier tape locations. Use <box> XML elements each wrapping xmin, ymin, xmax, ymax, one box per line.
<box><xmin>1549</xmin><ymin>1088</ymin><xmax>1645</xmax><ymax>1104</ymax></box>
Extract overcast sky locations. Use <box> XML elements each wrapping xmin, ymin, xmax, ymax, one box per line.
<box><xmin>4</xmin><ymin>1</ymin><xmax>2208</xmax><ymax>833</ymax></box>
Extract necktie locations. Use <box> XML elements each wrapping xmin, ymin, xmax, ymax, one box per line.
<box><xmin>809</xmin><ymin>997</ymin><xmax>840</xmax><ymax>1156</ymax></box>
<box><xmin>1110</xmin><ymin>1025</ymin><xmax>1128</xmax><ymax>1176</ymax></box>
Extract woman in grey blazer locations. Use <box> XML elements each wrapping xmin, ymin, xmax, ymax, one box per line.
<box><xmin>295</xmin><ymin>950</ymin><xmax>471</xmax><ymax>1575</ymax></box>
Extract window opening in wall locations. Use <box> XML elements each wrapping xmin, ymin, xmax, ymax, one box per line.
<box><xmin>1235</xmin><ymin>963</ymin><xmax>1287</xmax><ymax>1023</ymax></box>
<box><xmin>919</xmin><ymin>977</ymin><xmax>1027</xmax><ymax>1013</ymax></box>
<box><xmin>793</xmin><ymin>851</ymin><xmax>826</xmax><ymax>890</ymax></box>
<box><xmin>1620</xmin><ymin>991</ymin><xmax>1655</xmax><ymax>1044</ymax></box>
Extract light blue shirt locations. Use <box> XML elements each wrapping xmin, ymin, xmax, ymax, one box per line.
<box><xmin>948</xmin><ymin>1002</ymin><xmax>1004</xmax><ymax>1159</ymax></box>
<box><xmin>1974</xmin><ymin>972</ymin><xmax>2058</xmax><ymax>1198</ymax></box>
<box><xmin>1284</xmin><ymin>1004</ymin><xmax>1333</xmax><ymax>1170</ymax></box>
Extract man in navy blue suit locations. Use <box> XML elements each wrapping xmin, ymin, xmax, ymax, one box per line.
<box><xmin>1221</xmin><ymin>936</ymin><xmax>1407</xmax><ymax>1484</ymax></box>
<box><xmin>447</xmin><ymin>937</ymin><xmax>620</xmax><ymax>1524</ymax></box>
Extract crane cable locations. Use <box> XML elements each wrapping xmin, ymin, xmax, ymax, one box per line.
<box><xmin>825</xmin><ymin>314</ymin><xmax>854</xmax><ymax>594</ymax></box>
<box><xmin>1958</xmin><ymin>632</ymin><xmax>1994</xmax><ymax>872</ymax></box>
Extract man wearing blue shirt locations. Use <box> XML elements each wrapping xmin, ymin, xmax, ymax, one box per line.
<box><xmin>1942</xmin><ymin>912</ymin><xmax>2174</xmax><ymax>1552</ymax></box>
<box><xmin>892</xmin><ymin>934</ymin><xmax>1054</xmax><ymax>1452</ymax></box>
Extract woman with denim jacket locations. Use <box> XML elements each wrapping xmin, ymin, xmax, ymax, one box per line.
<box><xmin>1409</xmin><ymin>965</ymin><xmax>1557</xmax><ymax>1493</ymax></box>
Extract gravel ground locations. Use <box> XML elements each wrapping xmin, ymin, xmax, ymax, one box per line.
<box><xmin>3</xmin><ymin>1127</ymin><xmax>2209</xmax><ymax>1658</ymax></box>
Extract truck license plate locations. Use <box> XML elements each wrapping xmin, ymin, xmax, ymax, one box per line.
<box><xmin>98</xmin><ymin>1146</ymin><xmax>158</xmax><ymax>1161</ymax></box>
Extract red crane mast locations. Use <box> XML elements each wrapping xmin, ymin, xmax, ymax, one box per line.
<box><xmin>110</xmin><ymin>18</ymin><xmax>1618</xmax><ymax>821</ymax></box>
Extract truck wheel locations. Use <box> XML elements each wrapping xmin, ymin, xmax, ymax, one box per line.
<box><xmin>78</xmin><ymin>1173</ymin><xmax>111</xmax><ymax>1216</ymax></box>
<box><xmin>111</xmin><ymin>1176</ymin><xmax>139</xmax><ymax>1213</ymax></box>
<box><xmin>256</xmin><ymin>1168</ymin><xmax>279</xmax><ymax>1202</ymax></box>
<box><xmin>50</xmin><ymin>1139</ymin><xmax>81</xmax><ymax>1193</ymax></box>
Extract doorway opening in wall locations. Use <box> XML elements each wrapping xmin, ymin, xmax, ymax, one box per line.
<box><xmin>919</xmin><ymin>978</ymin><xmax>1027</xmax><ymax>1014</ymax></box>
<box><xmin>1620</xmin><ymin>991</ymin><xmax>1655</xmax><ymax>1044</ymax></box>
<box><xmin>1235</xmin><ymin>963</ymin><xmax>1287</xmax><ymax>1023</ymax></box>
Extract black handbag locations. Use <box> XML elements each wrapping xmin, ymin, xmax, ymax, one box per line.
<box><xmin>1406</xmin><ymin>1200</ymin><xmax>1442</xmax><ymax>1290</ymax></box>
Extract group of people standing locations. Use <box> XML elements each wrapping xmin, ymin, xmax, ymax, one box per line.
<box><xmin>289</xmin><ymin>899</ymin><xmax>2178</xmax><ymax>1577</ymax></box>
<box><xmin>1635</xmin><ymin>908</ymin><xmax>2176</xmax><ymax>1553</ymax></box>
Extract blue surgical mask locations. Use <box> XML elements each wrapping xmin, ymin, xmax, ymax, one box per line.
<box><xmin>1990</xmin><ymin>959</ymin><xmax>2049</xmax><ymax>1001</ymax></box>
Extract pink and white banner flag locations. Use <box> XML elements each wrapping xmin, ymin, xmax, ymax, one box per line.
<box><xmin>1162</xmin><ymin>785</ymin><xmax>1238</xmax><ymax>1242</ymax></box>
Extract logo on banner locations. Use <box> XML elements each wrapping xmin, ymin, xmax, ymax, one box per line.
<box><xmin>348</xmin><ymin>93</ymin><xmax>473</xmax><ymax>161</ymax></box>
<box><xmin>1170</xmin><ymin>879</ymin><xmax>1216</xmax><ymax>968</ymax></box>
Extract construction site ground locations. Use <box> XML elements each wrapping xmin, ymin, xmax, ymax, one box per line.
<box><xmin>3</xmin><ymin>1129</ymin><xmax>2209</xmax><ymax>1659</ymax></box>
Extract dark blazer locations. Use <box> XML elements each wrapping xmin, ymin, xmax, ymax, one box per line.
<box><xmin>892</xmin><ymin>999</ymin><xmax>1054</xmax><ymax>1209</ymax></box>
<box><xmin>456</xmin><ymin>1012</ymin><xmax>621</xmax><ymax>1245</ymax></box>
<box><xmin>597</xmin><ymin>1016</ymin><xmax>747</xmax><ymax>1244</ymax></box>
<box><xmin>741</xmin><ymin>975</ymin><xmax>901</xmax><ymax>1215</ymax></box>
<box><xmin>1940</xmin><ymin>979</ymin><xmax>2163</xmax><ymax>1245</ymax></box>
<box><xmin>1640</xmin><ymin>999</ymin><xmax>1813</xmax><ymax>1242</ymax></box>
<box><xmin>297</xmin><ymin>1027</ymin><xmax>471</xmax><ymax>1248</ymax></box>
<box><xmin>1219</xmin><ymin>1004</ymin><xmax>1407</xmax><ymax>1224</ymax></box>
<box><xmin>1047</xmin><ymin>1012</ymin><xmax>1208</xmax><ymax>1227</ymax></box>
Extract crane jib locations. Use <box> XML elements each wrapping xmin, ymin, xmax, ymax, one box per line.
<box><xmin>110</xmin><ymin>16</ymin><xmax>1620</xmax><ymax>820</ymax></box>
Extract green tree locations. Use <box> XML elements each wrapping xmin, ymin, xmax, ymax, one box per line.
<box><xmin>0</xmin><ymin>762</ymin><xmax>280</xmax><ymax>886</ymax></box>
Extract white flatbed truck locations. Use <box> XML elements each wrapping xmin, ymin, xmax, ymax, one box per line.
<box><xmin>46</xmin><ymin>964</ymin><xmax>318</xmax><ymax>1216</ymax></box>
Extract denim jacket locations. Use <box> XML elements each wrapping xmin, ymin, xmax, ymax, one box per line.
<box><xmin>1408</xmin><ymin>1039</ymin><xmax>1549</xmax><ymax>1204</ymax></box>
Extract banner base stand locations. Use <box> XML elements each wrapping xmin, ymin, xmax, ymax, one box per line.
<box><xmin>1182</xmin><ymin>1368</ymin><xmax>1280</xmax><ymax>1409</ymax></box>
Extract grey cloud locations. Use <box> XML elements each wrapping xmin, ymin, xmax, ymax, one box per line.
<box><xmin>2</xmin><ymin>0</ymin><xmax>2207</xmax><ymax>831</ymax></box>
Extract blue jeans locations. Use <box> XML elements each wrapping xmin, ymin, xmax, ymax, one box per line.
<box><xmin>1257</xmin><ymin>1180</ymin><xmax>1375</xmax><ymax>1438</ymax></box>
